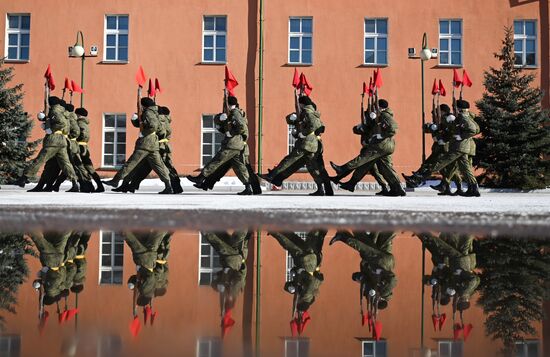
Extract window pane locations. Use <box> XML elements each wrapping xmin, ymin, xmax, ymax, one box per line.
<box><xmin>203</xmin><ymin>116</ymin><xmax>213</xmax><ymax>128</ymax></box>
<box><xmin>289</xmin><ymin>50</ymin><xmax>300</xmax><ymax>63</ymax></box>
<box><xmin>526</xmin><ymin>53</ymin><xmax>535</xmax><ymax>65</ymax></box>
<box><xmin>216</xmin><ymin>35</ymin><xmax>226</xmax><ymax>49</ymax></box>
<box><xmin>7</xmin><ymin>47</ymin><xmax>17</xmax><ymax>60</ymax></box>
<box><xmin>290</xmin><ymin>18</ymin><xmax>300</xmax><ymax>32</ymax></box>
<box><xmin>20</xmin><ymin>34</ymin><xmax>29</xmax><ymax>46</ymax></box>
<box><xmin>451</xmin><ymin>20</ymin><xmax>461</xmax><ymax>34</ymax></box>
<box><xmin>440</xmin><ymin>21</ymin><xmax>449</xmax><ymax>34</ymax></box>
<box><xmin>365</xmin><ymin>38</ymin><xmax>375</xmax><ymax>50</ymax></box>
<box><xmin>451</xmin><ymin>39</ymin><xmax>461</xmax><ymax>51</ymax></box>
<box><xmin>302</xmin><ymin>18</ymin><xmax>312</xmax><ymax>33</ymax></box>
<box><xmin>21</xmin><ymin>15</ymin><xmax>30</xmax><ymax>29</ymax></box>
<box><xmin>204</xmin><ymin>35</ymin><xmax>214</xmax><ymax>48</ymax></box>
<box><xmin>116</xmin><ymin>155</ymin><xmax>125</xmax><ymax>165</ymax></box>
<box><xmin>117</xmin><ymin>132</ymin><xmax>126</xmax><ymax>142</ymax></box>
<box><xmin>215</xmin><ymin>17</ymin><xmax>226</xmax><ymax>32</ymax></box>
<box><xmin>515</xmin><ymin>53</ymin><xmax>523</xmax><ymax>65</ymax></box>
<box><xmin>20</xmin><ymin>47</ymin><xmax>29</xmax><ymax>60</ymax></box>
<box><xmin>377</xmin><ymin>19</ymin><xmax>388</xmax><ymax>34</ymax></box>
<box><xmin>106</xmin><ymin>48</ymin><xmax>116</xmax><ymax>60</ymax></box>
<box><xmin>118</xmin><ymin>16</ymin><xmax>128</xmax><ymax>30</ymax></box>
<box><xmin>116</xmin><ymin>116</ymin><xmax>126</xmax><ymax>128</ymax></box>
<box><xmin>113</xmin><ymin>270</ymin><xmax>123</xmax><ymax>284</ymax></box>
<box><xmin>105</xmin><ymin>144</ymin><xmax>114</xmax><ymax>154</ymax></box>
<box><xmin>526</xmin><ymin>39</ymin><xmax>535</xmax><ymax>52</ymax></box>
<box><xmin>106</xmin><ymin>16</ymin><xmax>117</xmax><ymax>30</ymax></box>
<box><xmin>118</xmin><ymin>47</ymin><xmax>128</xmax><ymax>61</ymax></box>
<box><xmin>440</xmin><ymin>52</ymin><xmax>449</xmax><ymax>64</ymax></box>
<box><xmin>115</xmin><ymin>244</ymin><xmax>123</xmax><ymax>254</ymax></box>
<box><xmin>302</xmin><ymin>50</ymin><xmax>312</xmax><ymax>64</ymax></box>
<box><xmin>202</xmin><ymin>133</ymin><xmax>211</xmax><ymax>143</ymax></box>
<box><xmin>302</xmin><ymin>37</ymin><xmax>312</xmax><ymax>50</ymax></box>
<box><xmin>290</xmin><ymin>37</ymin><xmax>300</xmax><ymax>50</ymax></box>
<box><xmin>116</xmin><ymin>143</ymin><xmax>125</xmax><ymax>154</ymax></box>
<box><xmin>377</xmin><ymin>50</ymin><xmax>387</xmax><ymax>64</ymax></box>
<box><xmin>451</xmin><ymin>52</ymin><xmax>461</xmax><ymax>65</ymax></box>
<box><xmin>440</xmin><ymin>39</ymin><xmax>449</xmax><ymax>51</ymax></box>
<box><xmin>102</xmin><ymin>255</ymin><xmax>111</xmax><ymax>266</ymax></box>
<box><xmin>105</xmin><ymin>115</ymin><xmax>115</xmax><ymax>128</ymax></box>
<box><xmin>514</xmin><ymin>20</ymin><xmax>524</xmax><ymax>35</ymax></box>
<box><xmin>204</xmin><ymin>49</ymin><xmax>213</xmax><ymax>61</ymax></box>
<box><xmin>377</xmin><ymin>38</ymin><xmax>387</xmax><ymax>50</ymax></box>
<box><xmin>8</xmin><ymin>34</ymin><xmax>19</xmax><ymax>46</ymax></box>
<box><xmin>119</xmin><ymin>34</ymin><xmax>128</xmax><ymax>47</ymax></box>
<box><xmin>365</xmin><ymin>19</ymin><xmax>376</xmax><ymax>33</ymax></box>
<box><xmin>8</xmin><ymin>16</ymin><xmax>19</xmax><ymax>29</ymax></box>
<box><xmin>365</xmin><ymin>51</ymin><xmax>375</xmax><ymax>63</ymax></box>
<box><xmin>106</xmin><ymin>34</ymin><xmax>116</xmax><ymax>46</ymax></box>
<box><xmin>114</xmin><ymin>255</ymin><xmax>123</xmax><ymax>266</ymax></box>
<box><xmin>215</xmin><ymin>49</ymin><xmax>225</xmax><ymax>62</ymax></box>
<box><xmin>525</xmin><ymin>21</ymin><xmax>536</xmax><ymax>36</ymax></box>
<box><xmin>514</xmin><ymin>40</ymin><xmax>523</xmax><ymax>52</ymax></box>
<box><xmin>100</xmin><ymin>271</ymin><xmax>111</xmax><ymax>283</ymax></box>
<box><xmin>204</xmin><ymin>17</ymin><xmax>215</xmax><ymax>31</ymax></box>
<box><xmin>104</xmin><ymin>155</ymin><xmax>113</xmax><ymax>166</ymax></box>
<box><xmin>363</xmin><ymin>342</ymin><xmax>374</xmax><ymax>355</ymax></box>
<box><xmin>104</xmin><ymin>131</ymin><xmax>114</xmax><ymax>142</ymax></box>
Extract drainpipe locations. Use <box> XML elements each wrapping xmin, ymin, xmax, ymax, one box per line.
<box><xmin>257</xmin><ymin>0</ymin><xmax>265</xmax><ymax>174</ymax></box>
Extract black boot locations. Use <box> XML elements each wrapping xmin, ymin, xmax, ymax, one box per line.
<box><xmin>322</xmin><ymin>177</ymin><xmax>334</xmax><ymax>196</ymax></box>
<box><xmin>451</xmin><ymin>182</ymin><xmax>465</xmax><ymax>196</ymax></box>
<box><xmin>339</xmin><ymin>181</ymin><xmax>356</xmax><ymax>193</ymax></box>
<box><xmin>375</xmin><ymin>184</ymin><xmax>389</xmax><ymax>196</ymax></box>
<box><xmin>384</xmin><ymin>184</ymin><xmax>406</xmax><ymax>196</ymax></box>
<box><xmin>14</xmin><ymin>175</ymin><xmax>28</xmax><ymax>188</ymax></box>
<box><xmin>402</xmin><ymin>172</ymin><xmax>423</xmax><ymax>188</ymax></box>
<box><xmin>238</xmin><ymin>184</ymin><xmax>253</xmax><ymax>195</ymax></box>
<box><xmin>459</xmin><ymin>183</ymin><xmax>481</xmax><ymax>197</ymax></box>
<box><xmin>92</xmin><ymin>173</ymin><xmax>105</xmax><ymax>193</ymax></box>
<box><xmin>309</xmin><ymin>185</ymin><xmax>325</xmax><ymax>196</ymax></box>
<box><xmin>112</xmin><ymin>180</ymin><xmax>133</xmax><ymax>193</ymax></box>
<box><xmin>52</xmin><ymin>173</ymin><xmax>67</xmax><ymax>192</ymax></box>
<box><xmin>158</xmin><ymin>182</ymin><xmax>173</xmax><ymax>194</ymax></box>
<box><xmin>437</xmin><ymin>182</ymin><xmax>453</xmax><ymax>196</ymax></box>
<box><xmin>186</xmin><ymin>174</ymin><xmax>204</xmax><ymax>184</ymax></box>
<box><xmin>79</xmin><ymin>180</ymin><xmax>94</xmax><ymax>193</ymax></box>
<box><xmin>171</xmin><ymin>177</ymin><xmax>184</xmax><ymax>194</ymax></box>
<box><xmin>329</xmin><ymin>231</ymin><xmax>351</xmax><ymax>245</ymax></box>
<box><xmin>66</xmin><ymin>180</ymin><xmax>80</xmax><ymax>192</ymax></box>
<box><xmin>27</xmin><ymin>176</ymin><xmax>47</xmax><ymax>192</ymax></box>
<box><xmin>102</xmin><ymin>178</ymin><xmax>119</xmax><ymax>187</ymax></box>
<box><xmin>258</xmin><ymin>172</ymin><xmax>273</xmax><ymax>183</ymax></box>
<box><xmin>430</xmin><ymin>182</ymin><xmax>445</xmax><ymax>192</ymax></box>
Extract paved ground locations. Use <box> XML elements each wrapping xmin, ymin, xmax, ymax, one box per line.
<box><xmin>1</xmin><ymin>181</ymin><xmax>549</xmax><ymax>236</ymax></box>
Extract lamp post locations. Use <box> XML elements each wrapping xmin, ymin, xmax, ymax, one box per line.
<box><xmin>418</xmin><ymin>33</ymin><xmax>433</xmax><ymax>164</ymax></box>
<box><xmin>68</xmin><ymin>31</ymin><xmax>98</xmax><ymax>107</ymax></box>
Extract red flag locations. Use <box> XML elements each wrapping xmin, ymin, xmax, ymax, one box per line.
<box><xmin>362</xmin><ymin>81</ymin><xmax>367</xmax><ymax>94</ymax></box>
<box><xmin>453</xmin><ymin>323</ymin><xmax>463</xmax><ymax>340</ymax></box>
<box><xmin>368</xmin><ymin>77</ymin><xmax>374</xmax><ymax>97</ymax></box>
<box><xmin>297</xmin><ymin>311</ymin><xmax>311</xmax><ymax>335</ymax></box>
<box><xmin>298</xmin><ymin>73</ymin><xmax>313</xmax><ymax>96</ymax></box>
<box><xmin>292</xmin><ymin>68</ymin><xmax>300</xmax><ymax>89</ymax></box>
<box><xmin>65</xmin><ymin>308</ymin><xmax>79</xmax><ymax>321</ymax></box>
<box><xmin>463</xmin><ymin>323</ymin><xmax>473</xmax><ymax>341</ymax></box>
<box><xmin>462</xmin><ymin>69</ymin><xmax>473</xmax><ymax>87</ymax></box>
<box><xmin>290</xmin><ymin>320</ymin><xmax>299</xmax><ymax>337</ymax></box>
<box><xmin>438</xmin><ymin>80</ymin><xmax>447</xmax><ymax>97</ymax></box>
<box><xmin>64</xmin><ymin>77</ymin><xmax>73</xmax><ymax>92</ymax></box>
<box><xmin>439</xmin><ymin>313</ymin><xmax>447</xmax><ymax>330</ymax></box>
<box><xmin>431</xmin><ymin>79</ymin><xmax>439</xmax><ymax>95</ymax></box>
<box><xmin>130</xmin><ymin>316</ymin><xmax>141</xmax><ymax>338</ymax></box>
<box><xmin>154</xmin><ymin>78</ymin><xmax>162</xmax><ymax>93</ymax></box>
<box><xmin>151</xmin><ymin>311</ymin><xmax>157</xmax><ymax>326</ymax></box>
<box><xmin>221</xmin><ymin>309</ymin><xmax>236</xmax><ymax>338</ymax></box>
<box><xmin>374</xmin><ymin>68</ymin><xmax>383</xmax><ymax>89</ymax></box>
<box><xmin>372</xmin><ymin>321</ymin><xmax>383</xmax><ymax>341</ymax></box>
<box><xmin>452</xmin><ymin>69</ymin><xmax>462</xmax><ymax>88</ymax></box>
<box><xmin>224</xmin><ymin>65</ymin><xmax>239</xmax><ymax>96</ymax></box>
<box><xmin>432</xmin><ymin>314</ymin><xmax>440</xmax><ymax>331</ymax></box>
<box><xmin>147</xmin><ymin>79</ymin><xmax>156</xmax><ymax>97</ymax></box>
<box><xmin>135</xmin><ymin>66</ymin><xmax>146</xmax><ymax>87</ymax></box>
<box><xmin>361</xmin><ymin>313</ymin><xmax>369</xmax><ymax>326</ymax></box>
<box><xmin>46</xmin><ymin>75</ymin><xmax>55</xmax><ymax>91</ymax></box>
<box><xmin>143</xmin><ymin>306</ymin><xmax>152</xmax><ymax>324</ymax></box>
<box><xmin>44</xmin><ymin>64</ymin><xmax>52</xmax><ymax>79</ymax></box>
<box><xmin>71</xmin><ymin>80</ymin><xmax>84</xmax><ymax>94</ymax></box>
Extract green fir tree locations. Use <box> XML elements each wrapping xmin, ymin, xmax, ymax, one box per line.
<box><xmin>475</xmin><ymin>27</ymin><xmax>550</xmax><ymax>189</ymax></box>
<box><xmin>0</xmin><ymin>58</ymin><xmax>39</xmax><ymax>185</ymax></box>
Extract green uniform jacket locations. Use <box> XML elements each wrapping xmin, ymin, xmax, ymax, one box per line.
<box><xmin>370</xmin><ymin>109</ymin><xmax>397</xmax><ymax>154</ymax></box>
<box><xmin>157</xmin><ymin>114</ymin><xmax>169</xmax><ymax>140</ymax></box>
<box><xmin>354</xmin><ymin>115</ymin><xmax>378</xmax><ymax>147</ymax></box>
<box><xmin>295</xmin><ymin>105</ymin><xmax>323</xmax><ymax>153</ymax></box>
<box><xmin>77</xmin><ymin>117</ymin><xmax>90</xmax><ymax>143</ymax></box>
<box><xmin>43</xmin><ymin>104</ymin><xmax>68</xmax><ymax>147</ymax></box>
<box><xmin>450</xmin><ymin>111</ymin><xmax>478</xmax><ymax>154</ymax></box>
<box><xmin>67</xmin><ymin>112</ymin><xmax>80</xmax><ymax>139</ymax></box>
<box><xmin>137</xmin><ymin>106</ymin><xmax>161</xmax><ymax>152</ymax></box>
<box><xmin>222</xmin><ymin>108</ymin><xmax>248</xmax><ymax>150</ymax></box>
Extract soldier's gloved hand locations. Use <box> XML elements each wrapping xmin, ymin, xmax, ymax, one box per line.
<box><xmin>37</xmin><ymin>112</ymin><xmax>46</xmax><ymax>121</ymax></box>
<box><xmin>215</xmin><ymin>124</ymin><xmax>221</xmax><ymax>130</ymax></box>
<box><xmin>40</xmin><ymin>123</ymin><xmax>46</xmax><ymax>130</ymax></box>
<box><xmin>288</xmin><ymin>113</ymin><xmax>298</xmax><ymax>122</ymax></box>
<box><xmin>430</xmin><ymin>124</ymin><xmax>438</xmax><ymax>131</ymax></box>
<box><xmin>219</xmin><ymin>113</ymin><xmax>228</xmax><ymax>122</ymax></box>
<box><xmin>446</xmin><ymin>114</ymin><xmax>456</xmax><ymax>123</ymax></box>
<box><xmin>298</xmin><ymin>132</ymin><xmax>307</xmax><ymax>139</ymax></box>
<box><xmin>454</xmin><ymin>135</ymin><xmax>462</xmax><ymax>141</ymax></box>
<box><xmin>45</xmin><ymin>128</ymin><xmax>53</xmax><ymax>135</ymax></box>
<box><xmin>131</xmin><ymin>113</ymin><xmax>139</xmax><ymax>121</ymax></box>
<box><xmin>291</xmin><ymin>128</ymin><xmax>297</xmax><ymax>136</ymax></box>
<box><xmin>225</xmin><ymin>131</ymin><xmax>232</xmax><ymax>138</ymax></box>
<box><xmin>446</xmin><ymin>288</ymin><xmax>456</xmax><ymax>296</ymax></box>
<box><xmin>369</xmin><ymin>112</ymin><xmax>377</xmax><ymax>120</ymax></box>
<box><xmin>374</xmin><ymin>134</ymin><xmax>383</xmax><ymax>140</ymax></box>
<box><xmin>139</xmin><ymin>132</ymin><xmax>144</xmax><ymax>138</ymax></box>
<box><xmin>437</xmin><ymin>139</ymin><xmax>446</xmax><ymax>145</ymax></box>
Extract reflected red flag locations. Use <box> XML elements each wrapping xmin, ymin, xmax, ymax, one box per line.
<box><xmin>453</xmin><ymin>323</ymin><xmax>463</xmax><ymax>340</ymax></box>
<box><xmin>292</xmin><ymin>68</ymin><xmax>300</xmax><ymax>88</ymax></box>
<box><xmin>64</xmin><ymin>77</ymin><xmax>73</xmax><ymax>92</ymax></box>
<box><xmin>431</xmin><ymin>79</ymin><xmax>439</xmax><ymax>95</ymax></box>
<box><xmin>438</xmin><ymin>80</ymin><xmax>447</xmax><ymax>97</ymax></box>
<box><xmin>439</xmin><ymin>313</ymin><xmax>447</xmax><ymax>330</ymax></box>
<box><xmin>143</xmin><ymin>306</ymin><xmax>152</xmax><ymax>324</ymax></box>
<box><xmin>135</xmin><ymin>66</ymin><xmax>146</xmax><ymax>87</ymax></box>
<box><xmin>374</xmin><ymin>68</ymin><xmax>383</xmax><ymax>88</ymax></box>
<box><xmin>65</xmin><ymin>308</ymin><xmax>79</xmax><ymax>321</ymax></box>
<box><xmin>151</xmin><ymin>311</ymin><xmax>157</xmax><ymax>326</ymax></box>
<box><xmin>453</xmin><ymin>68</ymin><xmax>462</xmax><ymax>88</ymax></box>
<box><xmin>130</xmin><ymin>316</ymin><xmax>141</xmax><ymax>338</ymax></box>
<box><xmin>224</xmin><ymin>65</ymin><xmax>239</xmax><ymax>96</ymax></box>
<box><xmin>462</xmin><ymin>69</ymin><xmax>473</xmax><ymax>87</ymax></box>
<box><xmin>38</xmin><ymin>311</ymin><xmax>49</xmax><ymax>335</ymax></box>
<box><xmin>290</xmin><ymin>320</ymin><xmax>299</xmax><ymax>337</ymax></box>
<box><xmin>71</xmin><ymin>80</ymin><xmax>84</xmax><ymax>94</ymax></box>
<box><xmin>297</xmin><ymin>311</ymin><xmax>311</xmax><ymax>335</ymax></box>
<box><xmin>373</xmin><ymin>321</ymin><xmax>383</xmax><ymax>341</ymax></box>
<box><xmin>155</xmin><ymin>78</ymin><xmax>162</xmax><ymax>93</ymax></box>
<box><xmin>432</xmin><ymin>314</ymin><xmax>440</xmax><ymax>331</ymax></box>
<box><xmin>463</xmin><ymin>323</ymin><xmax>473</xmax><ymax>341</ymax></box>
<box><xmin>221</xmin><ymin>309</ymin><xmax>236</xmax><ymax>338</ymax></box>
<box><xmin>361</xmin><ymin>313</ymin><xmax>369</xmax><ymax>326</ymax></box>
<box><xmin>147</xmin><ymin>79</ymin><xmax>156</xmax><ymax>97</ymax></box>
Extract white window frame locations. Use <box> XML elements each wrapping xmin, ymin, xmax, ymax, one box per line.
<box><xmin>101</xmin><ymin>113</ymin><xmax>126</xmax><ymax>168</ymax></box>
<box><xmin>5</xmin><ymin>13</ymin><xmax>30</xmax><ymax>62</ymax></box>
<box><xmin>514</xmin><ymin>340</ymin><xmax>540</xmax><ymax>357</ymax></box>
<box><xmin>362</xmin><ymin>340</ymin><xmax>388</xmax><ymax>357</ymax></box>
<box><xmin>438</xmin><ymin>340</ymin><xmax>463</xmax><ymax>357</ymax></box>
<box><xmin>98</xmin><ymin>231</ymin><xmax>124</xmax><ymax>285</ymax></box>
<box><xmin>514</xmin><ymin>20</ymin><xmax>537</xmax><ymax>68</ymax></box>
<box><xmin>198</xmin><ymin>233</ymin><xmax>222</xmax><ymax>286</ymax></box>
<box><xmin>196</xmin><ymin>338</ymin><xmax>222</xmax><ymax>357</ymax></box>
<box><xmin>364</xmin><ymin>18</ymin><xmax>388</xmax><ymax>65</ymax></box>
<box><xmin>200</xmin><ymin>114</ymin><xmax>224</xmax><ymax>167</ymax></box>
<box><xmin>0</xmin><ymin>335</ymin><xmax>21</xmax><ymax>357</ymax></box>
<box><xmin>439</xmin><ymin>19</ymin><xmax>463</xmax><ymax>66</ymax></box>
<box><xmin>288</xmin><ymin>17</ymin><xmax>313</xmax><ymax>65</ymax></box>
<box><xmin>284</xmin><ymin>338</ymin><xmax>310</xmax><ymax>357</ymax></box>
<box><xmin>103</xmin><ymin>14</ymin><xmax>129</xmax><ymax>63</ymax></box>
<box><xmin>202</xmin><ymin>15</ymin><xmax>227</xmax><ymax>63</ymax></box>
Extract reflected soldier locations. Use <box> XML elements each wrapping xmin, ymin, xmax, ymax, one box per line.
<box><xmin>202</xmin><ymin>230</ymin><xmax>251</xmax><ymax>337</ymax></box>
<box><xmin>269</xmin><ymin>230</ymin><xmax>327</xmax><ymax>336</ymax></box>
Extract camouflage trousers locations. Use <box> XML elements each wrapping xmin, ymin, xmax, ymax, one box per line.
<box><xmin>429</xmin><ymin>151</ymin><xmax>476</xmax><ymax>185</ymax></box>
<box><xmin>113</xmin><ymin>148</ymin><xmax>171</xmax><ymax>185</ymax></box>
<box><xmin>24</xmin><ymin>144</ymin><xmax>77</xmax><ymax>181</ymax></box>
<box><xmin>202</xmin><ymin>148</ymin><xmax>250</xmax><ymax>184</ymax></box>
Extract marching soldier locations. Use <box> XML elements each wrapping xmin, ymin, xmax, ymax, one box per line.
<box><xmin>75</xmin><ymin>108</ymin><xmax>105</xmax><ymax>192</ymax></box>
<box><xmin>187</xmin><ymin>96</ymin><xmax>253</xmax><ymax>195</ymax></box>
<box><xmin>260</xmin><ymin>96</ymin><xmax>333</xmax><ymax>196</ymax></box>
<box><xmin>16</xmin><ymin>96</ymin><xmax>79</xmax><ymax>192</ymax></box>
<box><xmin>103</xmin><ymin>97</ymin><xmax>173</xmax><ymax>194</ymax></box>
<box><xmin>330</xmin><ymin>99</ymin><xmax>405</xmax><ymax>196</ymax></box>
<box><xmin>403</xmin><ymin>100</ymin><xmax>481</xmax><ymax>196</ymax></box>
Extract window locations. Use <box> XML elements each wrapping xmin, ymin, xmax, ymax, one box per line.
<box><xmin>289</xmin><ymin>17</ymin><xmax>313</xmax><ymax>64</ymax></box>
<box><xmin>99</xmin><ymin>231</ymin><xmax>124</xmax><ymax>285</ymax></box>
<box><xmin>364</xmin><ymin>19</ymin><xmax>388</xmax><ymax>65</ymax></box>
<box><xmin>104</xmin><ymin>15</ymin><xmax>129</xmax><ymax>62</ymax></box>
<box><xmin>515</xmin><ymin>340</ymin><xmax>539</xmax><ymax>357</ymax></box>
<box><xmin>97</xmin><ymin>335</ymin><xmax>122</xmax><ymax>357</ymax></box>
<box><xmin>102</xmin><ymin>113</ymin><xmax>126</xmax><ymax>168</ymax></box>
<box><xmin>285</xmin><ymin>338</ymin><xmax>310</xmax><ymax>357</ymax></box>
<box><xmin>5</xmin><ymin>14</ymin><xmax>30</xmax><ymax>61</ymax></box>
<box><xmin>514</xmin><ymin>20</ymin><xmax>537</xmax><ymax>67</ymax></box>
<box><xmin>201</xmin><ymin>114</ymin><xmax>224</xmax><ymax>167</ymax></box>
<box><xmin>362</xmin><ymin>340</ymin><xmax>387</xmax><ymax>357</ymax></box>
<box><xmin>198</xmin><ymin>233</ymin><xmax>222</xmax><ymax>286</ymax></box>
<box><xmin>285</xmin><ymin>232</ymin><xmax>307</xmax><ymax>281</ymax></box>
<box><xmin>288</xmin><ymin>125</ymin><xmax>298</xmax><ymax>154</ymax></box>
<box><xmin>196</xmin><ymin>338</ymin><xmax>222</xmax><ymax>357</ymax></box>
<box><xmin>438</xmin><ymin>340</ymin><xmax>463</xmax><ymax>357</ymax></box>
<box><xmin>202</xmin><ymin>16</ymin><xmax>227</xmax><ymax>63</ymax></box>
<box><xmin>439</xmin><ymin>19</ymin><xmax>462</xmax><ymax>66</ymax></box>
<box><xmin>0</xmin><ymin>335</ymin><xmax>21</xmax><ymax>357</ymax></box>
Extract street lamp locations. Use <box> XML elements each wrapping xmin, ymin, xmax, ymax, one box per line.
<box><xmin>68</xmin><ymin>31</ymin><xmax>98</xmax><ymax>107</ymax></box>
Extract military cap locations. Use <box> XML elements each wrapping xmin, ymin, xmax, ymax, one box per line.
<box><xmin>48</xmin><ymin>96</ymin><xmax>61</xmax><ymax>106</ymax></box>
<box><xmin>65</xmin><ymin>104</ymin><xmax>75</xmax><ymax>112</ymax></box>
<box><xmin>457</xmin><ymin>99</ymin><xmax>470</xmax><ymax>109</ymax></box>
<box><xmin>378</xmin><ymin>99</ymin><xmax>389</xmax><ymax>109</ymax></box>
<box><xmin>140</xmin><ymin>97</ymin><xmax>155</xmax><ymax>108</ymax></box>
<box><xmin>440</xmin><ymin>104</ymin><xmax>451</xmax><ymax>113</ymax></box>
<box><xmin>298</xmin><ymin>95</ymin><xmax>313</xmax><ymax>106</ymax></box>
<box><xmin>75</xmin><ymin>108</ymin><xmax>88</xmax><ymax>116</ymax></box>
<box><xmin>228</xmin><ymin>96</ymin><xmax>238</xmax><ymax>106</ymax></box>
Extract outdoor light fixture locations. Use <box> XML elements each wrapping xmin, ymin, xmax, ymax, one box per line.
<box><xmin>420</xmin><ymin>34</ymin><xmax>432</xmax><ymax>61</ymax></box>
<box><xmin>68</xmin><ymin>31</ymin><xmax>98</xmax><ymax>107</ymax></box>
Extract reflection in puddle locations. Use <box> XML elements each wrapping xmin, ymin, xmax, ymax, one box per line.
<box><xmin>0</xmin><ymin>230</ymin><xmax>547</xmax><ymax>357</ymax></box>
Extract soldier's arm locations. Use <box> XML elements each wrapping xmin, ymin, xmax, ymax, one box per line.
<box><xmin>457</xmin><ymin>114</ymin><xmax>477</xmax><ymax>139</ymax></box>
<box><xmin>141</xmin><ymin>109</ymin><xmax>158</xmax><ymax>131</ymax></box>
<box><xmin>228</xmin><ymin>110</ymin><xmax>246</xmax><ymax>136</ymax></box>
<box><xmin>379</xmin><ymin>112</ymin><xmax>397</xmax><ymax>138</ymax></box>
<box><xmin>297</xmin><ymin>112</ymin><xmax>316</xmax><ymax>137</ymax></box>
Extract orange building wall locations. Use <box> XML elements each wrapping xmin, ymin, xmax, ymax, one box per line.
<box><xmin>0</xmin><ymin>0</ymin><xmax>548</xmax><ymax>180</ymax></box>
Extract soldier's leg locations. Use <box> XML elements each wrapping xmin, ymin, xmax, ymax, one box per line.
<box><xmin>269</xmin><ymin>232</ymin><xmax>307</xmax><ymax>256</ymax></box>
<box><xmin>229</xmin><ymin>154</ymin><xmax>250</xmax><ymax>185</ymax></box>
<box><xmin>269</xmin><ymin>147</ymin><xmax>308</xmax><ymax>178</ymax></box>
<box><xmin>203</xmin><ymin>232</ymin><xmax>240</xmax><ymax>256</ymax></box>
<box><xmin>202</xmin><ymin>149</ymin><xmax>240</xmax><ymax>178</ymax></box>
<box><xmin>79</xmin><ymin>145</ymin><xmax>104</xmax><ymax>192</ymax></box>
<box><xmin>418</xmin><ymin>232</ymin><xmax>463</xmax><ymax>259</ymax></box>
<box><xmin>145</xmin><ymin>150</ymin><xmax>172</xmax><ymax>188</ymax></box>
<box><xmin>54</xmin><ymin>148</ymin><xmax>78</xmax><ymax>182</ymax></box>
<box><xmin>247</xmin><ymin>163</ymin><xmax>262</xmax><ymax>194</ymax></box>
<box><xmin>163</xmin><ymin>150</ymin><xmax>183</xmax><ymax>193</ymax></box>
<box><xmin>142</xmin><ymin>231</ymin><xmax>167</xmax><ymax>252</ymax></box>
<box><xmin>311</xmin><ymin>142</ymin><xmax>333</xmax><ymax>195</ymax></box>
<box><xmin>108</xmin><ymin>149</ymin><xmax>150</xmax><ymax>185</ymax></box>
<box><xmin>305</xmin><ymin>229</ymin><xmax>327</xmax><ymax>256</ymax></box>
<box><xmin>23</xmin><ymin>146</ymin><xmax>60</xmax><ymax>179</ymax></box>
<box><xmin>456</xmin><ymin>154</ymin><xmax>477</xmax><ymax>185</ymax></box>
<box><xmin>270</xmin><ymin>155</ymin><xmax>310</xmax><ymax>186</ymax></box>
<box><xmin>127</xmin><ymin>160</ymin><xmax>152</xmax><ymax>190</ymax></box>
<box><xmin>375</xmin><ymin>232</ymin><xmax>396</xmax><ymax>254</ymax></box>
<box><xmin>123</xmin><ymin>232</ymin><xmax>147</xmax><ymax>255</ymax></box>
<box><xmin>376</xmin><ymin>154</ymin><xmax>405</xmax><ymax>196</ymax></box>
<box><xmin>29</xmin><ymin>158</ymin><xmax>60</xmax><ymax>192</ymax></box>
<box><xmin>203</xmin><ymin>161</ymin><xmax>232</xmax><ymax>189</ymax></box>
<box><xmin>332</xmin><ymin>148</ymin><xmax>385</xmax><ymax>181</ymax></box>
